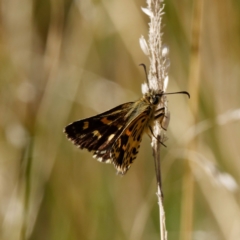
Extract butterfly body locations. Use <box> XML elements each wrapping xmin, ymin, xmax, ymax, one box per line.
<box><xmin>64</xmin><ymin>90</ymin><xmax>167</xmax><ymax>175</ymax></box>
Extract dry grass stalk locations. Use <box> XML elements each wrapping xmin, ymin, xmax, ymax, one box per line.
<box><xmin>140</xmin><ymin>0</ymin><xmax>168</xmax><ymax>239</ymax></box>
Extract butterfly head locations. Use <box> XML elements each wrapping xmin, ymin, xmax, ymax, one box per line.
<box><xmin>143</xmin><ymin>90</ymin><xmax>165</xmax><ymax>106</ymax></box>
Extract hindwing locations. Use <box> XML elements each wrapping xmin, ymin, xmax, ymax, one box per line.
<box><xmin>111</xmin><ymin>109</ymin><xmax>151</xmax><ymax>174</ymax></box>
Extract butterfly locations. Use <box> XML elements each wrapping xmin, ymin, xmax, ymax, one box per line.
<box><xmin>64</xmin><ymin>84</ymin><xmax>190</xmax><ymax>175</ymax></box>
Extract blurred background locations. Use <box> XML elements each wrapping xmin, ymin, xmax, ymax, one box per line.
<box><xmin>0</xmin><ymin>0</ymin><xmax>240</xmax><ymax>240</ymax></box>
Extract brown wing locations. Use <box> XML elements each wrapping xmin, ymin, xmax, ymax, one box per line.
<box><xmin>64</xmin><ymin>102</ymin><xmax>135</xmax><ymax>163</ymax></box>
<box><xmin>111</xmin><ymin>108</ymin><xmax>151</xmax><ymax>174</ymax></box>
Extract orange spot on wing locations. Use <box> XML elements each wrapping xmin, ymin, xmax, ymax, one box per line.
<box><xmin>101</xmin><ymin>117</ymin><xmax>112</xmax><ymax>125</ymax></box>
<box><xmin>125</xmin><ymin>129</ymin><xmax>132</xmax><ymax>136</ymax></box>
<box><xmin>83</xmin><ymin>121</ymin><xmax>89</xmax><ymax>129</ymax></box>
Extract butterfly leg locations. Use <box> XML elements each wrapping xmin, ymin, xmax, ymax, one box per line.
<box><xmin>148</xmin><ymin>126</ymin><xmax>167</xmax><ymax>147</ymax></box>
<box><xmin>154</xmin><ymin>107</ymin><xmax>165</xmax><ymax>119</ymax></box>
<box><xmin>154</xmin><ymin>107</ymin><xmax>170</xmax><ymax>131</ymax></box>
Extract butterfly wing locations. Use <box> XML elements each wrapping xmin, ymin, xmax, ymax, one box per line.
<box><xmin>64</xmin><ymin>102</ymin><xmax>135</xmax><ymax>163</ymax></box>
<box><xmin>111</xmin><ymin>107</ymin><xmax>151</xmax><ymax>174</ymax></box>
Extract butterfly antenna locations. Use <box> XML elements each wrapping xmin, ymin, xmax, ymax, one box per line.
<box><xmin>163</xmin><ymin>91</ymin><xmax>190</xmax><ymax>98</ymax></box>
<box><xmin>139</xmin><ymin>63</ymin><xmax>150</xmax><ymax>86</ymax></box>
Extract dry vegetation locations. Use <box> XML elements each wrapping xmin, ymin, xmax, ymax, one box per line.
<box><xmin>0</xmin><ymin>1</ymin><xmax>240</xmax><ymax>240</ymax></box>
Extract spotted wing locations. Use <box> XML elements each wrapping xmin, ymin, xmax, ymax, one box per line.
<box><xmin>111</xmin><ymin>108</ymin><xmax>151</xmax><ymax>175</ymax></box>
<box><xmin>64</xmin><ymin>102</ymin><xmax>135</xmax><ymax>163</ymax></box>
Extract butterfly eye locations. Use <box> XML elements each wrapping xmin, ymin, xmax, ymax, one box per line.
<box><xmin>151</xmin><ymin>95</ymin><xmax>160</xmax><ymax>105</ymax></box>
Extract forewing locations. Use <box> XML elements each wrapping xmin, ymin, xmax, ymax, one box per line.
<box><xmin>64</xmin><ymin>102</ymin><xmax>134</xmax><ymax>162</ymax></box>
<box><xmin>111</xmin><ymin>108</ymin><xmax>151</xmax><ymax>174</ymax></box>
